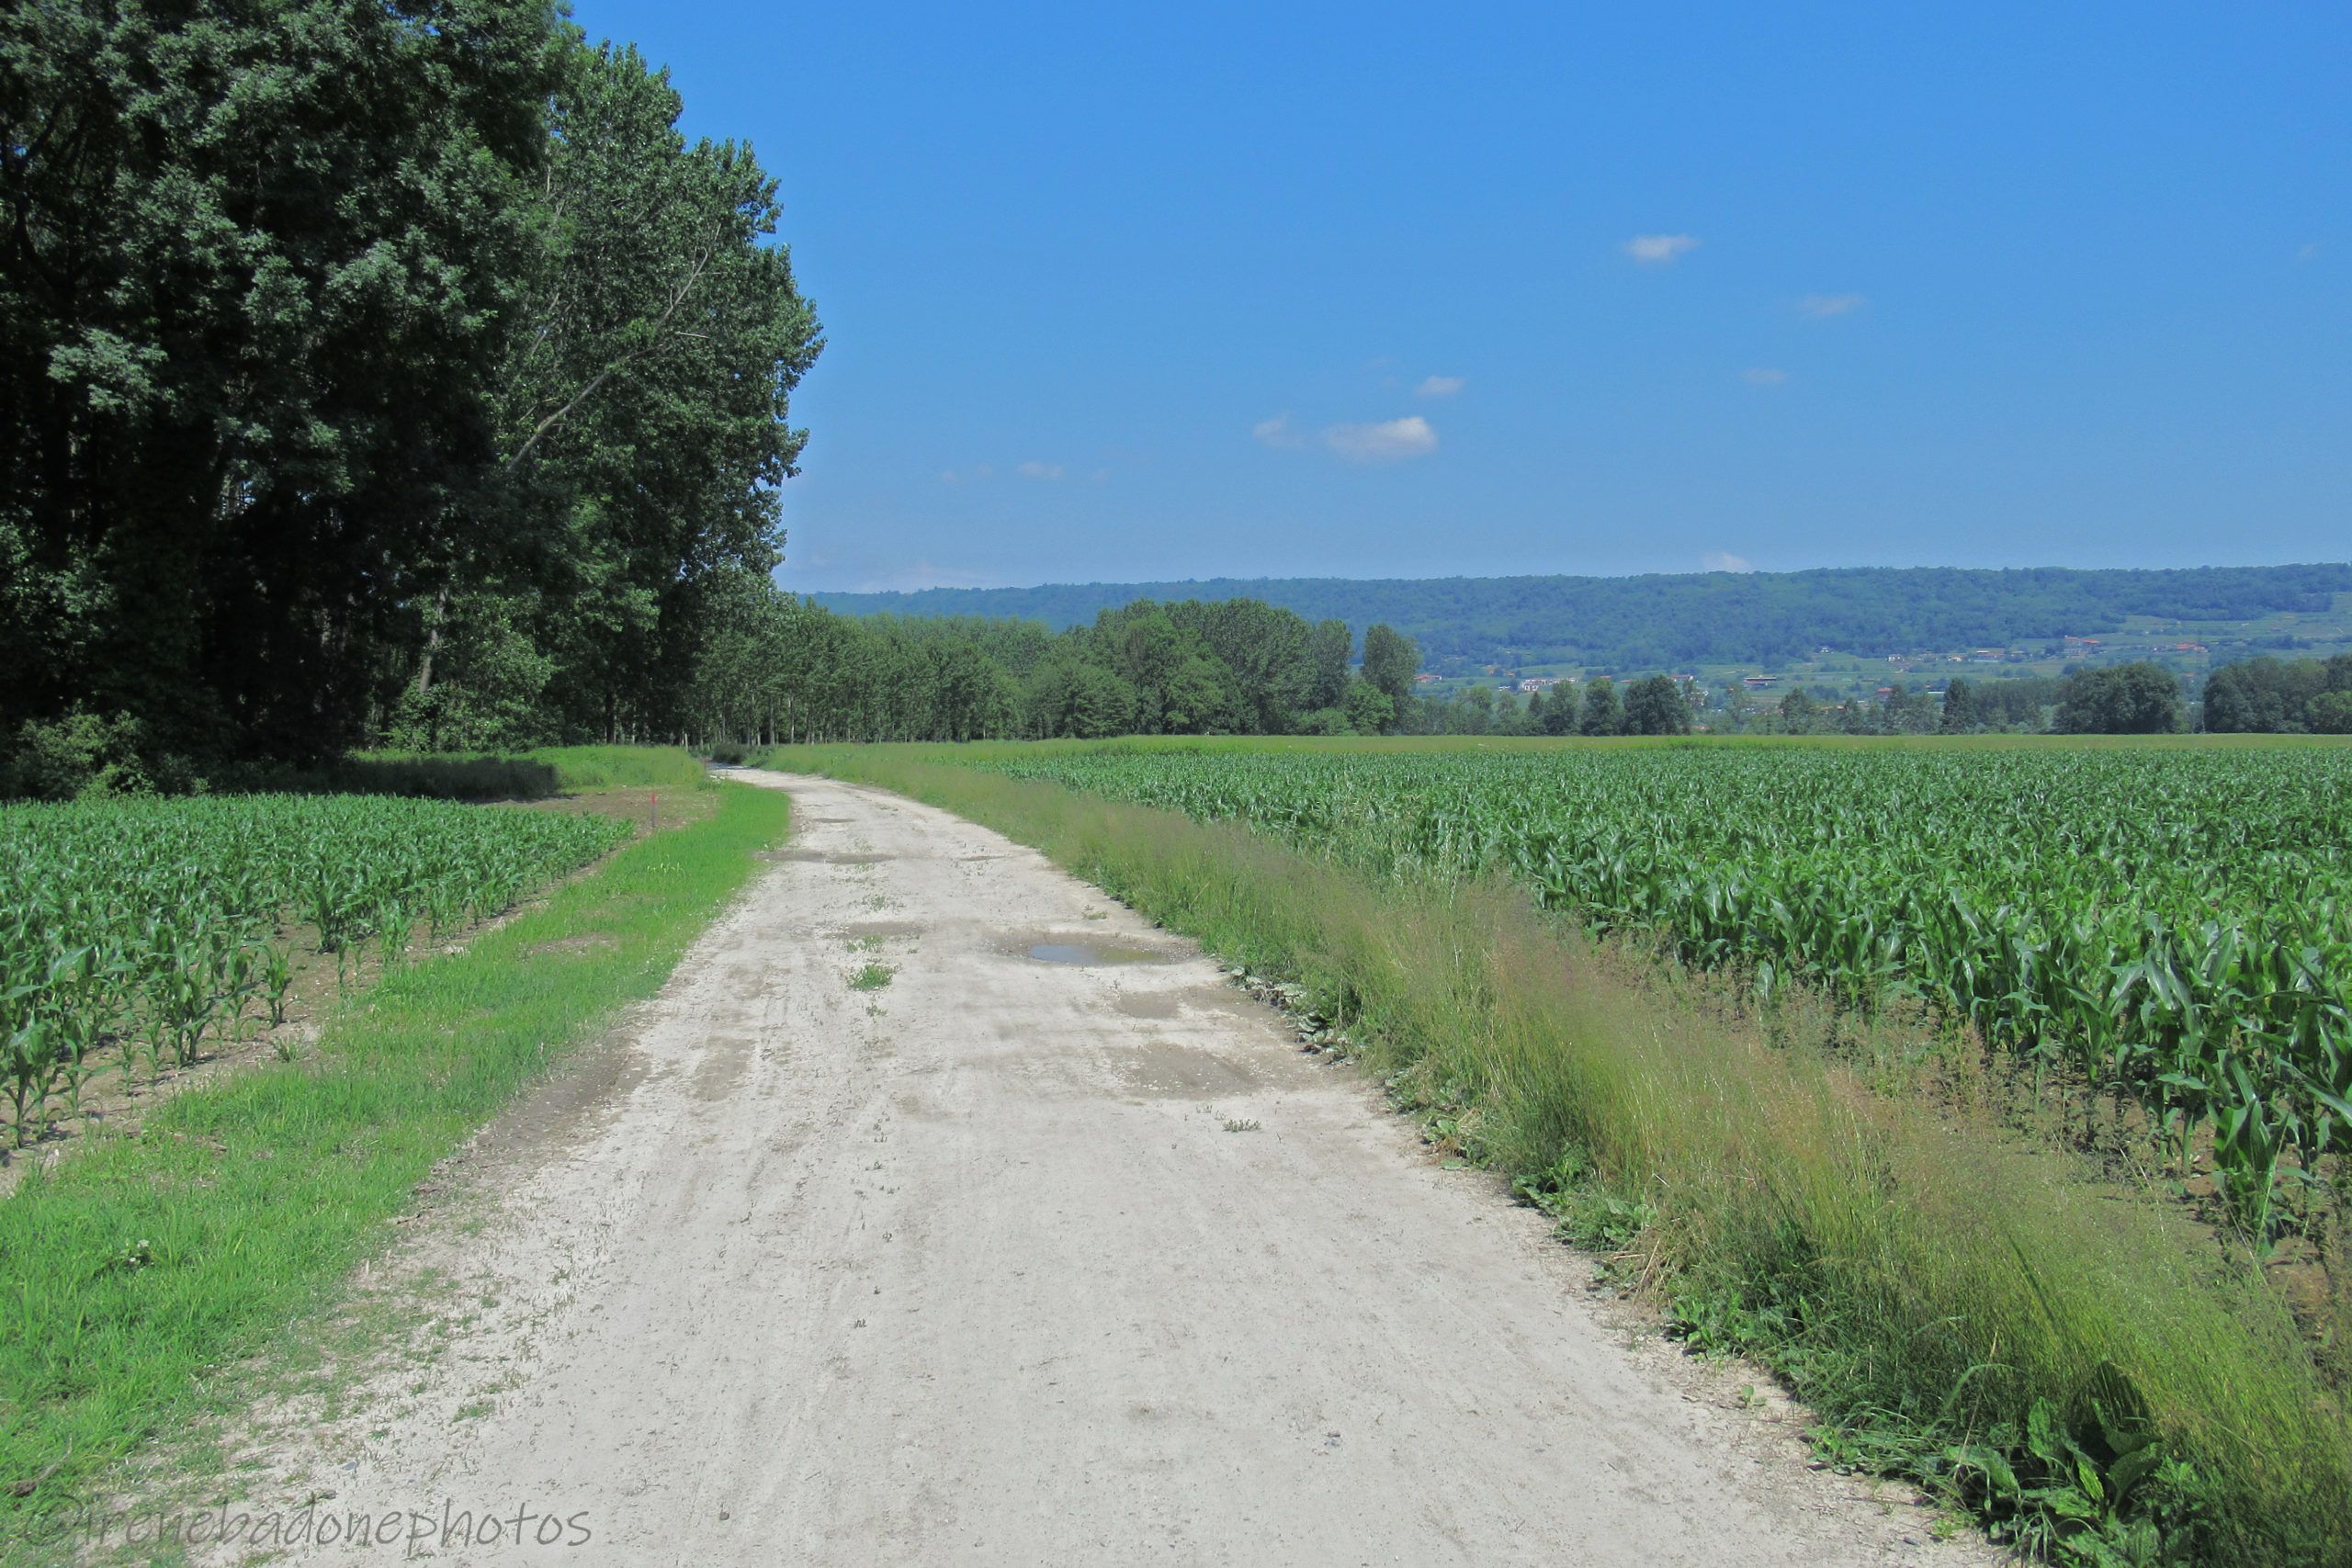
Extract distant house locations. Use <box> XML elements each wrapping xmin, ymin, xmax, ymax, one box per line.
<box><xmin>1413</xmin><ymin>672</ymin><xmax>1441</xmax><ymax>685</ymax></box>
<box><xmin>1517</xmin><ymin>676</ymin><xmax>1566</xmax><ymax>693</ymax></box>
<box><xmin>1741</xmin><ymin>674</ymin><xmax>1780</xmax><ymax>689</ymax></box>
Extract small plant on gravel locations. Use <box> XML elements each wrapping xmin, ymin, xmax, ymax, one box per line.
<box><xmin>850</xmin><ymin>964</ymin><xmax>894</xmax><ymax>991</ymax></box>
<box><xmin>1223</xmin><ymin>1117</ymin><xmax>1261</xmax><ymax>1133</ymax></box>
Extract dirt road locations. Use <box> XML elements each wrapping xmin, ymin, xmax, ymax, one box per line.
<box><xmin>221</xmin><ymin>771</ymin><xmax>1964</xmax><ymax>1566</ymax></box>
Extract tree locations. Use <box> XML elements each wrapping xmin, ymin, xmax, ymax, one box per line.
<box><xmin>2201</xmin><ymin>654</ymin><xmax>2345</xmax><ymax>733</ymax></box>
<box><xmin>2056</xmin><ymin>663</ymin><xmax>2183</xmax><ymax>734</ymax></box>
<box><xmin>1168</xmin><ymin>599</ymin><xmax>1312</xmax><ymax>734</ymax></box>
<box><xmin>388</xmin><ymin>594</ymin><xmax>559</xmax><ymax>752</ymax></box>
<box><xmin>2</xmin><ymin>0</ymin><xmax>561</xmax><ymax>761</ymax></box>
<box><xmin>1939</xmin><ymin>677</ymin><xmax>1979</xmax><ymax>733</ymax></box>
<box><xmin>1342</xmin><ymin>680</ymin><xmax>1394</xmax><ymax>736</ymax></box>
<box><xmin>1780</xmin><ymin>690</ymin><xmax>1819</xmax><ymax>734</ymax></box>
<box><xmin>1299</xmin><ymin>620</ymin><xmax>1353</xmax><ymax>713</ymax></box>
<box><xmin>1541</xmin><ymin>683</ymin><xmax>1580</xmax><ymax>735</ymax></box>
<box><xmin>1578</xmin><ymin>677</ymin><xmax>1622</xmax><ymax>736</ymax></box>
<box><xmin>1880</xmin><ymin>682</ymin><xmax>1928</xmax><ymax>734</ymax></box>
<box><xmin>1622</xmin><ymin>675</ymin><xmax>1690</xmax><ymax>736</ymax></box>
<box><xmin>1360</xmin><ymin>624</ymin><xmax>1419</xmax><ymax>729</ymax></box>
<box><xmin>462</xmin><ymin>38</ymin><xmax>822</xmax><ymax>743</ymax></box>
<box><xmin>1453</xmin><ymin>684</ymin><xmax>1496</xmax><ymax>736</ymax></box>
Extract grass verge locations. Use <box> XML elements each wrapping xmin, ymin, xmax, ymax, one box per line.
<box><xmin>0</xmin><ymin>779</ymin><xmax>787</xmax><ymax>1540</ymax></box>
<box><xmin>282</xmin><ymin>744</ymin><xmax>707</xmax><ymax>800</ymax></box>
<box><xmin>785</xmin><ymin>747</ymin><xmax>2349</xmax><ymax>1568</ymax></box>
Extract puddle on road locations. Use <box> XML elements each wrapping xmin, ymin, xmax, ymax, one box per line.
<box><xmin>1025</xmin><ymin>941</ymin><xmax>1168</xmax><ymax>966</ymax></box>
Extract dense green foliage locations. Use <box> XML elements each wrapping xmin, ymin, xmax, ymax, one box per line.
<box><xmin>1</xmin><ymin>5</ymin><xmax>818</xmax><ymax>774</ymax></box>
<box><xmin>0</xmin><ymin>782</ymin><xmax>788</xmax><ymax>1523</ymax></box>
<box><xmin>2203</xmin><ymin>655</ymin><xmax>2352</xmax><ymax>734</ymax></box>
<box><xmin>0</xmin><ymin>796</ymin><xmax>628</xmax><ymax>1143</ymax></box>
<box><xmin>678</xmin><ymin>576</ymin><xmax>1418</xmax><ymax>742</ymax></box>
<box><xmin>974</xmin><ymin>742</ymin><xmax>2352</xmax><ymax>1237</ymax></box>
<box><xmin>681</xmin><ymin>577</ymin><xmax>2226</xmax><ymax>749</ymax></box>
<box><xmin>815</xmin><ymin>562</ymin><xmax>2352</xmax><ymax>671</ymax></box>
<box><xmin>2053</xmin><ymin>661</ymin><xmax>2188</xmax><ymax>734</ymax></box>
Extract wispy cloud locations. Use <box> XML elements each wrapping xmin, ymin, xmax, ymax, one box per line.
<box><xmin>1702</xmin><ymin>550</ymin><xmax>1755</xmax><ymax>573</ymax></box>
<box><xmin>1016</xmin><ymin>460</ymin><xmax>1065</xmax><ymax>480</ymax></box>
<box><xmin>1324</xmin><ymin>416</ymin><xmax>1438</xmax><ymax>463</ymax></box>
<box><xmin>1625</xmin><ymin>233</ymin><xmax>1699</xmax><ymax>265</ymax></box>
<box><xmin>938</xmin><ymin>461</ymin><xmax>997</xmax><ymax>484</ymax></box>
<box><xmin>2296</xmin><ymin>242</ymin><xmax>2323</xmax><ymax>263</ymax></box>
<box><xmin>1795</xmin><ymin>292</ymin><xmax>1865</xmax><ymax>318</ymax></box>
<box><xmin>1253</xmin><ymin>412</ymin><xmax>1303</xmax><ymax>449</ymax></box>
<box><xmin>1743</xmin><ymin>367</ymin><xmax>1789</xmax><ymax>386</ymax></box>
<box><xmin>1416</xmin><ymin>375</ymin><xmax>1466</xmax><ymax>398</ymax></box>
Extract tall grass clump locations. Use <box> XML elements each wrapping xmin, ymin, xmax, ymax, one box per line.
<box><xmin>0</xmin><ymin>781</ymin><xmax>787</xmax><ymax>1532</ymax></box>
<box><xmin>792</xmin><ymin>748</ymin><xmax>2349</xmax><ymax>1567</ymax></box>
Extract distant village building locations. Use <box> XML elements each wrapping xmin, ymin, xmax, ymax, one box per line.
<box><xmin>1517</xmin><ymin>676</ymin><xmax>1567</xmax><ymax>693</ymax></box>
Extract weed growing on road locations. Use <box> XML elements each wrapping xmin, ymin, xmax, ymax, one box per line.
<box><xmin>850</xmin><ymin>964</ymin><xmax>895</xmax><ymax>991</ymax></box>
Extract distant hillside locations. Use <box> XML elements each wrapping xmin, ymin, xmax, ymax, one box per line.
<box><xmin>811</xmin><ymin>563</ymin><xmax>2352</xmax><ymax>672</ymax></box>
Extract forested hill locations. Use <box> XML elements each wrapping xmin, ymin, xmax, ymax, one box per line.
<box><xmin>812</xmin><ymin>563</ymin><xmax>2352</xmax><ymax>671</ymax></box>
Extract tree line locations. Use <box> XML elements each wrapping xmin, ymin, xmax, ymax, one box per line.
<box><xmin>2</xmin><ymin>4</ymin><xmax>820</xmax><ymax>791</ymax></box>
<box><xmin>668</xmin><ymin>577</ymin><xmax>1424</xmax><ymax>746</ymax></box>
<box><xmin>1413</xmin><ymin>658</ymin><xmax>2352</xmax><ymax>739</ymax></box>
<box><xmin>2201</xmin><ymin>655</ymin><xmax>2352</xmax><ymax>734</ymax></box>
<box><xmin>811</xmin><ymin>563</ymin><xmax>2352</xmax><ymax>672</ymax></box>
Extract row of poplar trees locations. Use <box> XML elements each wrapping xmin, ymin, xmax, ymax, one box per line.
<box><xmin>2</xmin><ymin>1</ymin><xmax>821</xmax><ymax>777</ymax></box>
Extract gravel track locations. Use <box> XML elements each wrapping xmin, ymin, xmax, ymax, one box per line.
<box><xmin>215</xmin><ymin>770</ymin><xmax>1968</xmax><ymax>1566</ymax></box>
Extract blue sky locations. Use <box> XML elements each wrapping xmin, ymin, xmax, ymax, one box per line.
<box><xmin>572</xmin><ymin>0</ymin><xmax>2348</xmax><ymax>592</ymax></box>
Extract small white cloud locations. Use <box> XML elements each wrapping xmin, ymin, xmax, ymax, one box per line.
<box><xmin>1016</xmin><ymin>460</ymin><xmax>1065</xmax><ymax>480</ymax></box>
<box><xmin>1702</xmin><ymin>550</ymin><xmax>1755</xmax><ymax>573</ymax></box>
<box><xmin>974</xmin><ymin>462</ymin><xmax>994</xmax><ymax>479</ymax></box>
<box><xmin>1795</xmin><ymin>293</ymin><xmax>1866</xmax><ymax>318</ymax></box>
<box><xmin>1625</xmin><ymin>233</ymin><xmax>1699</xmax><ymax>265</ymax></box>
<box><xmin>1416</xmin><ymin>375</ymin><xmax>1466</xmax><ymax>398</ymax></box>
<box><xmin>1323</xmin><ymin>415</ymin><xmax>1438</xmax><ymax>463</ymax></box>
<box><xmin>939</xmin><ymin>469</ymin><xmax>960</xmax><ymax>484</ymax></box>
<box><xmin>1253</xmin><ymin>412</ymin><xmax>1303</xmax><ymax>449</ymax></box>
<box><xmin>1743</xmin><ymin>367</ymin><xmax>1789</xmax><ymax>386</ymax></box>
<box><xmin>2296</xmin><ymin>242</ymin><xmax>2322</xmax><ymax>263</ymax></box>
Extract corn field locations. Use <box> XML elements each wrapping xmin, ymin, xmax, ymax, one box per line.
<box><xmin>984</xmin><ymin>743</ymin><xmax>2352</xmax><ymax>1234</ymax></box>
<box><xmin>0</xmin><ymin>795</ymin><xmax>631</xmax><ymax>1145</ymax></box>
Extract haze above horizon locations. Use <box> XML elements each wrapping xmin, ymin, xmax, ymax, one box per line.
<box><xmin>574</xmin><ymin>0</ymin><xmax>2348</xmax><ymax>594</ymax></box>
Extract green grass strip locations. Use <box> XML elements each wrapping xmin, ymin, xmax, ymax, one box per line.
<box><xmin>0</xmin><ymin>780</ymin><xmax>787</xmax><ymax>1528</ymax></box>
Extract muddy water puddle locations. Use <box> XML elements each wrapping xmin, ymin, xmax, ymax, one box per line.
<box><xmin>1005</xmin><ymin>933</ymin><xmax>1177</xmax><ymax>967</ymax></box>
